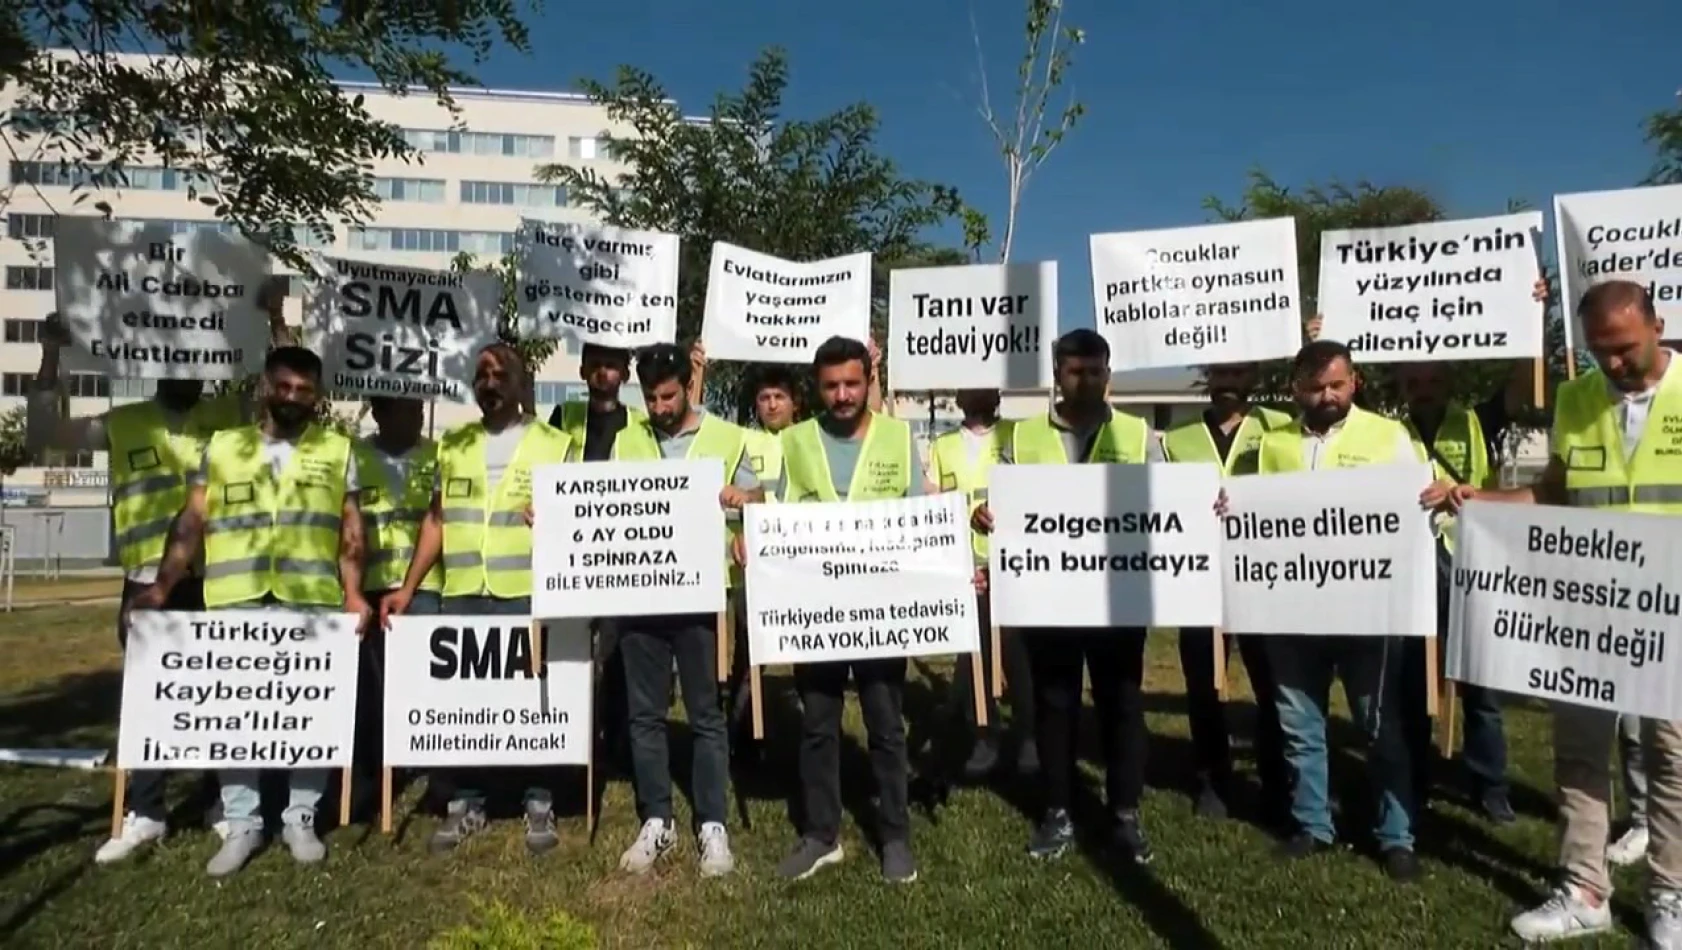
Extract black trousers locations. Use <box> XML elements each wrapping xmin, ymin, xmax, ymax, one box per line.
<box><xmin>951</xmin><ymin>594</ymin><xmax>1036</xmax><ymax>736</ymax></box>
<box><xmin>596</xmin><ymin>618</ymin><xmax>630</xmax><ymax>765</ymax></box>
<box><xmin>117</xmin><ymin>577</ymin><xmax>206</xmax><ymax>821</ymax></box>
<box><xmin>794</xmin><ymin>657</ymin><xmax>910</xmax><ymax>845</ymax></box>
<box><xmin>1178</xmin><ymin>628</ymin><xmax>1288</xmax><ymax>808</ymax></box>
<box><xmin>1026</xmin><ymin>628</ymin><xmax>1148</xmax><ymax>815</ymax></box>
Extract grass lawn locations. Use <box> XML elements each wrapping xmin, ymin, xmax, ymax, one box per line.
<box><xmin>4</xmin><ymin>575</ymin><xmax>124</xmax><ymax>606</ymax></box>
<box><xmin>0</xmin><ymin>606</ymin><xmax>1651</xmax><ymax>948</ymax></box>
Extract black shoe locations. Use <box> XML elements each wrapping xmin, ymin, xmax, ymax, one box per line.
<box><xmin>1274</xmin><ymin>832</ymin><xmax>1333</xmax><ymax>861</ymax></box>
<box><xmin>961</xmin><ymin>737</ymin><xmax>1000</xmax><ymax>781</ymax></box>
<box><xmin>1111</xmin><ymin>810</ymin><xmax>1153</xmax><ymax>865</ymax></box>
<box><xmin>1381</xmin><ymin>846</ymin><xmax>1420</xmax><ymax>882</ymax></box>
<box><xmin>1027</xmin><ymin>808</ymin><xmax>1073</xmax><ymax>860</ymax></box>
<box><xmin>1478</xmin><ymin>790</ymin><xmax>1516</xmax><ymax>825</ymax></box>
<box><xmin>1015</xmin><ymin>737</ymin><xmax>1041</xmax><ymax>777</ymax></box>
<box><xmin>1193</xmin><ymin>782</ymin><xmax>1229</xmax><ymax>820</ymax></box>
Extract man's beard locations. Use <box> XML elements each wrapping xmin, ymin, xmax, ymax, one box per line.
<box><xmin>1303</xmin><ymin>402</ymin><xmax>1347</xmax><ymax>429</ymax></box>
<box><xmin>268</xmin><ymin>402</ymin><xmax>311</xmax><ymax>429</ymax></box>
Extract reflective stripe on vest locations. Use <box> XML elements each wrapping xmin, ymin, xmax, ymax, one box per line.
<box><xmin>108</xmin><ymin>395</ymin><xmax>242</xmax><ymax>571</ymax></box>
<box><xmin>931</xmin><ymin>421</ymin><xmax>1014</xmax><ymax>562</ymax></box>
<box><xmin>1403</xmin><ymin>405</ymin><xmax>1490</xmax><ymax>553</ymax></box>
<box><xmin>1161</xmin><ymin>408</ymin><xmax>1284</xmax><ymax>476</ymax></box>
<box><xmin>1554</xmin><ymin>368</ymin><xmax>1682</xmax><ymax>514</ymax></box>
<box><xmin>780</xmin><ymin>415</ymin><xmax>913</xmax><ymax>502</ymax></box>
<box><xmin>202</xmin><ymin>424</ymin><xmax>350</xmax><ymax>608</ymax></box>
<box><xmin>354</xmin><ymin>437</ymin><xmax>443</xmax><ymax>593</ymax></box>
<box><xmin>613</xmin><ymin>413</ymin><xmax>749</xmax><ymax>586</ymax></box>
<box><xmin>438</xmin><ymin>420</ymin><xmax>573</xmax><ymax>598</ymax></box>
<box><xmin>1011</xmin><ymin>411</ymin><xmax>1149</xmax><ymax>465</ymax></box>
<box><xmin>1257</xmin><ymin>406</ymin><xmax>1402</xmax><ymax>474</ymax></box>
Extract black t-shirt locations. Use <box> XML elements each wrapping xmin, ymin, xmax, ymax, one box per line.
<box><xmin>548</xmin><ymin>402</ymin><xmax>629</xmax><ymax>462</ymax></box>
<box><xmin>1201</xmin><ymin>410</ymin><xmax>1239</xmax><ymax>464</ymax></box>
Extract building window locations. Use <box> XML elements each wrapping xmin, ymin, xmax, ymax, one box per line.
<box><xmin>1</xmin><ymin>373</ymin><xmax>31</xmax><ymax>396</ymax></box>
<box><xmin>4</xmin><ymin>319</ymin><xmax>43</xmax><ymax>343</ymax></box>
<box><xmin>458</xmin><ymin>180</ymin><xmax>567</xmax><ymax>208</ymax></box>
<box><xmin>110</xmin><ymin>378</ymin><xmax>155</xmax><ymax>400</ymax></box>
<box><xmin>10</xmin><ymin>160</ymin><xmax>212</xmax><ymax>192</ymax></box>
<box><xmin>40</xmin><ymin>448</ymin><xmax>96</xmax><ymax>469</ymax></box>
<box><xmin>7</xmin><ymin>214</ymin><xmax>53</xmax><ymax>238</ymax></box>
<box><xmin>65</xmin><ymin>372</ymin><xmax>109</xmax><ymax>399</ymax></box>
<box><xmin>4</xmin><ymin>266</ymin><xmax>53</xmax><ymax>291</ymax></box>
<box><xmin>568</xmin><ymin>136</ymin><xmax>605</xmax><ymax>160</ymax></box>
<box><xmin>350</xmin><ymin>227</ymin><xmax>514</xmax><ymax>256</ymax></box>
<box><xmin>401</xmin><ymin>128</ymin><xmax>554</xmax><ymax>158</ymax></box>
<box><xmin>373</xmin><ymin>177</ymin><xmax>446</xmax><ymax>203</ymax></box>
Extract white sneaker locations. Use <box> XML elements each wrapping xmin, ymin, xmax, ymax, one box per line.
<box><xmin>698</xmin><ymin>822</ymin><xmax>735</xmax><ymax>878</ymax></box>
<box><xmin>205</xmin><ymin>827</ymin><xmax>263</xmax><ymax>878</ymax></box>
<box><xmin>1650</xmin><ymin>889</ymin><xmax>1682</xmax><ymax>950</ymax></box>
<box><xmin>1510</xmin><ymin>885</ymin><xmax>1613</xmax><ymax>942</ymax></box>
<box><xmin>94</xmin><ymin>813</ymin><xmax>166</xmax><ymax>865</ymax></box>
<box><xmin>618</xmin><ymin>818</ymin><xmax>675</xmax><ymax>874</ymax></box>
<box><xmin>1609</xmin><ymin>823</ymin><xmax>1650</xmax><ymax>867</ymax></box>
<box><xmin>282</xmin><ymin>816</ymin><xmax>326</xmax><ymax>864</ymax></box>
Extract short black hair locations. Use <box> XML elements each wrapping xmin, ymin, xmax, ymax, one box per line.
<box><xmin>581</xmin><ymin>343</ymin><xmax>632</xmax><ymax>367</ymax></box>
<box><xmin>265</xmin><ymin>346</ymin><xmax>322</xmax><ymax>382</ymax></box>
<box><xmin>1052</xmin><ymin>328</ymin><xmax>1109</xmax><ymax>366</ymax></box>
<box><xmin>635</xmin><ymin>342</ymin><xmax>692</xmax><ymax>390</ymax></box>
<box><xmin>753</xmin><ymin>364</ymin><xmax>799</xmax><ymax>398</ymax></box>
<box><xmin>812</xmin><ymin>335</ymin><xmax>870</xmax><ymax>377</ymax></box>
<box><xmin>1291</xmin><ymin>339</ymin><xmax>1354</xmax><ymax>379</ymax></box>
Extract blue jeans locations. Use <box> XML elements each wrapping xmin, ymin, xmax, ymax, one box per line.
<box><xmin>1268</xmin><ymin>635</ymin><xmax>1415</xmax><ymax>851</ymax></box>
<box><xmin>435</xmin><ymin>595</ymin><xmax>549</xmax><ymax>811</ymax></box>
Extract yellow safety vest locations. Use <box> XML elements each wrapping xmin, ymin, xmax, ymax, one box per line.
<box><xmin>201</xmin><ymin>424</ymin><xmax>352</xmax><ymax>608</ymax></box>
<box><xmin>930</xmin><ymin>421</ymin><xmax>1015</xmax><ymax>562</ymax></box>
<box><xmin>1553</xmin><ymin>367</ymin><xmax>1682</xmax><ymax>513</ymax></box>
<box><xmin>1161</xmin><ymin>406</ymin><xmax>1291</xmax><ymax>476</ymax></box>
<box><xmin>108</xmin><ymin>394</ymin><xmax>243</xmax><ymax>572</ymax></box>
<box><xmin>1011</xmin><ymin>410</ymin><xmax>1151</xmax><ymax>464</ymax></box>
<box><xmin>555</xmin><ymin>400</ymin><xmax>647</xmax><ymax>461</ymax></box>
<box><xmin>744</xmin><ymin>427</ymin><xmax>784</xmax><ymax>504</ymax></box>
<box><xmin>353</xmin><ymin>438</ymin><xmax>443</xmax><ymax>593</ymax></box>
<box><xmin>1402</xmin><ymin>404</ymin><xmax>1490</xmax><ymax>552</ymax></box>
<box><xmin>613</xmin><ymin>413</ymin><xmax>750</xmax><ymax>586</ymax></box>
<box><xmin>438</xmin><ymin>419</ymin><xmax>573</xmax><ymax>599</ymax></box>
<box><xmin>780</xmin><ymin>414</ymin><xmax>914</xmax><ymax>502</ymax></box>
<box><xmin>1258</xmin><ymin>405</ymin><xmax>1404</xmax><ymax>473</ymax></box>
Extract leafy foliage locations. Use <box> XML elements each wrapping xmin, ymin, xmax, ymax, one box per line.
<box><xmin>450</xmin><ymin>250</ymin><xmax>559</xmax><ymax>380</ymax></box>
<box><xmin>536</xmin><ymin>48</ymin><xmax>968</xmax><ymax>419</ymax></box>
<box><xmin>1203</xmin><ymin>170</ymin><xmax>1563</xmax><ymax>422</ymax></box>
<box><xmin>1</xmin><ymin>1</ymin><xmax>534</xmax><ymax>266</ymax></box>
<box><xmin>1644</xmin><ymin>92</ymin><xmax>1682</xmax><ymax>185</ymax></box>
<box><xmin>0</xmin><ymin>405</ymin><xmax>29</xmax><ymax>477</ymax></box>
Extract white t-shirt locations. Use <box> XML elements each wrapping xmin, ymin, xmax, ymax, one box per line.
<box><xmin>1610</xmin><ymin>349</ymin><xmax>1678</xmax><ymax>463</ymax></box>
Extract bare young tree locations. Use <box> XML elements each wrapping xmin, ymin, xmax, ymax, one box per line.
<box><xmin>968</xmin><ymin>0</ymin><xmax>1086</xmax><ymax>262</ymax></box>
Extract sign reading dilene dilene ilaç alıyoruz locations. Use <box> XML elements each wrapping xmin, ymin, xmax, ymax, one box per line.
<box><xmin>531</xmin><ymin>460</ymin><xmax>727</xmax><ymax>619</ymax></box>
<box><xmin>52</xmin><ymin>216</ymin><xmax>272</xmax><ymax>380</ymax></box>
<box><xmin>744</xmin><ymin>493</ymin><xmax>980</xmax><ymax>666</ymax></box>
<box><xmin>1220</xmin><ymin>464</ymin><xmax>1437</xmax><ymax>637</ymax></box>
<box><xmin>383</xmin><ymin>616</ymin><xmax>592</xmax><ymax>767</ymax></box>
<box><xmin>1554</xmin><ymin>183</ymin><xmax>1682</xmax><ymax>348</ymax></box>
<box><xmin>1448</xmin><ymin>501</ymin><xmax>1682</xmax><ymax>719</ymax></box>
<box><xmin>116</xmin><ymin>610</ymin><xmax>361</xmax><ymax>770</ymax></box>
<box><xmin>515</xmin><ymin>219</ymin><xmax>681</xmax><ymax>349</ymax></box>
<box><xmin>701</xmin><ymin>242</ymin><xmax>873</xmax><ymax>364</ymax></box>
<box><xmin>1088</xmin><ymin>217</ymin><xmax>1303</xmax><ymax>372</ymax></box>
<box><xmin>987</xmin><ymin>463</ymin><xmax>1224</xmax><ymax>628</ymax></box>
<box><xmin>304</xmin><ymin>256</ymin><xmax>501</xmax><ymax>403</ymax></box>
<box><xmin>1315</xmin><ymin>211</ymin><xmax>1545</xmax><ymax>363</ymax></box>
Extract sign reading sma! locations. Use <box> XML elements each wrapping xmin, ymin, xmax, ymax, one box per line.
<box><xmin>340</xmin><ymin>281</ymin><xmax>463</xmax><ymax>379</ymax></box>
<box><xmin>429</xmin><ymin>624</ymin><xmax>542</xmax><ymax>680</ymax></box>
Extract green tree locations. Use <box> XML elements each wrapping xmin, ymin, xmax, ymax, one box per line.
<box><xmin>1643</xmin><ymin>91</ymin><xmax>1682</xmax><ymax>185</ymax></box>
<box><xmin>451</xmin><ymin>251</ymin><xmax>559</xmax><ymax>381</ymax></box>
<box><xmin>2</xmin><ymin>2</ymin><xmax>535</xmax><ymax>263</ymax></box>
<box><xmin>536</xmin><ymin>48</ymin><xmax>967</xmax><ymax>420</ymax></box>
<box><xmin>1203</xmin><ymin>170</ymin><xmax>1563</xmax><ymax>427</ymax></box>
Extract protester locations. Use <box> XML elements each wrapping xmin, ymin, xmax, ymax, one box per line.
<box><xmin>129</xmin><ymin>346</ymin><xmax>369</xmax><ymax>876</ymax></box>
<box><xmin>381</xmin><ymin>343</ymin><xmax>573</xmax><ymax>856</ymax></box>
<box><xmin>1427</xmin><ymin>279</ymin><xmax>1682</xmax><ymax>946</ymax></box>
<box><xmin>774</xmin><ymin>335</ymin><xmax>926</xmax><ymax>884</ymax></box>
<box><xmin>607</xmin><ymin>343</ymin><xmax>761</xmax><ymax>877</ymax></box>
<box><xmin>1160</xmin><ymin>361</ymin><xmax>1291</xmax><ymax>825</ymax></box>
<box><xmin>972</xmin><ymin>328</ymin><xmax>1163</xmax><ymax>865</ymax></box>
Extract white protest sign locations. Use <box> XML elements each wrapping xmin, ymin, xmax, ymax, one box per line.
<box><xmin>52</xmin><ymin>216</ymin><xmax>270</xmax><ymax>379</ymax></box>
<box><xmin>1555</xmin><ymin>184</ymin><xmax>1682</xmax><ymax>347</ymax></box>
<box><xmin>745</xmin><ymin>493</ymin><xmax>979</xmax><ymax>665</ymax></box>
<box><xmin>1221</xmin><ymin>464</ymin><xmax>1436</xmax><ymax>636</ymax></box>
<box><xmin>988</xmin><ymin>463</ymin><xmax>1223</xmax><ymax>627</ymax></box>
<box><xmin>515</xmin><ymin>219</ymin><xmax>679</xmax><ymax>348</ymax></box>
<box><xmin>1316</xmin><ymin>212</ymin><xmax>1544</xmax><ymax>363</ymax></box>
<box><xmin>115</xmin><ymin>610</ymin><xmax>360</xmax><ymax>770</ymax></box>
<box><xmin>1448</xmin><ymin>502</ymin><xmax>1682</xmax><ymax>718</ymax></box>
<box><xmin>303</xmin><ymin>256</ymin><xmax>500</xmax><ymax>402</ymax></box>
<box><xmin>1089</xmin><ymin>217</ymin><xmax>1302</xmax><ymax>371</ymax></box>
<box><xmin>532</xmin><ymin>459</ymin><xmax>726</xmax><ymax>618</ymax></box>
<box><xmin>887</xmin><ymin>262</ymin><xmax>1056</xmax><ymax>390</ymax></box>
<box><xmin>383</xmin><ymin>616</ymin><xmax>593</xmax><ymax>767</ymax></box>
<box><xmin>701</xmin><ymin>242</ymin><xmax>872</xmax><ymax>363</ymax></box>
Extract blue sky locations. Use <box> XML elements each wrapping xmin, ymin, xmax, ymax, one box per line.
<box><xmin>459</xmin><ymin>0</ymin><xmax>1679</xmax><ymax>333</ymax></box>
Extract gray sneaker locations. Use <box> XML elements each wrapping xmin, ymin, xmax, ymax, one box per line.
<box><xmin>776</xmin><ymin>837</ymin><xmax>843</xmax><ymax>881</ymax></box>
<box><xmin>524</xmin><ymin>798</ymin><xmax>559</xmax><ymax>855</ymax></box>
<box><xmin>205</xmin><ymin>827</ymin><xmax>262</xmax><ymax>878</ymax></box>
<box><xmin>881</xmin><ymin>840</ymin><xmax>917</xmax><ymax>883</ymax></box>
<box><xmin>1650</xmin><ymin>889</ymin><xmax>1682</xmax><ymax>950</ymax></box>
<box><xmin>429</xmin><ymin>801</ymin><xmax>488</xmax><ymax>854</ymax></box>
<box><xmin>282</xmin><ymin>815</ymin><xmax>325</xmax><ymax>864</ymax></box>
